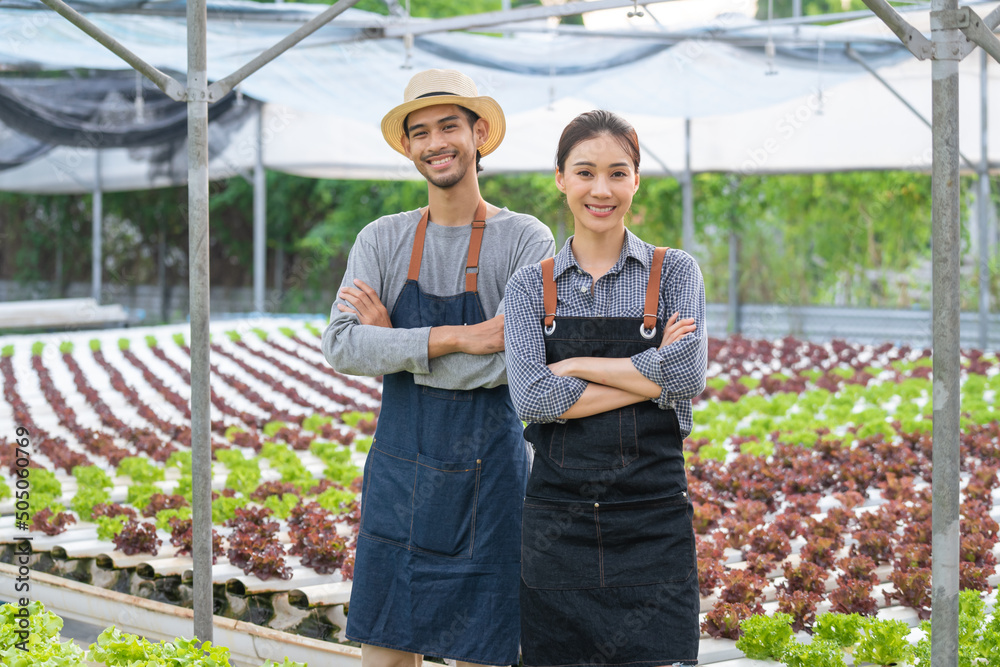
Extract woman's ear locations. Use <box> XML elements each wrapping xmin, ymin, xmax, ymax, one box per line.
<box><xmin>555</xmin><ymin>168</ymin><xmax>566</xmax><ymax>193</ymax></box>
<box><xmin>633</xmin><ymin>171</ymin><xmax>640</xmax><ymax>194</ymax></box>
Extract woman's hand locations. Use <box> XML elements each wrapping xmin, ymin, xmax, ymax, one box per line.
<box><xmin>660</xmin><ymin>311</ymin><xmax>696</xmax><ymax>349</ymax></box>
<box><xmin>547</xmin><ymin>357</ymin><xmax>578</xmax><ymax>377</ymax></box>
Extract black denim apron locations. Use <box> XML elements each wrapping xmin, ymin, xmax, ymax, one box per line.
<box><xmin>520</xmin><ymin>249</ymin><xmax>700</xmax><ymax>667</ymax></box>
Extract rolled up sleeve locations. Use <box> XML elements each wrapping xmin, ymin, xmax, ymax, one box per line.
<box><xmin>503</xmin><ymin>267</ymin><xmax>587</xmax><ymax>423</ymax></box>
<box><xmin>322</xmin><ymin>234</ymin><xmax>432</xmax><ymax>378</ymax></box>
<box><xmin>630</xmin><ymin>251</ymin><xmax>708</xmax><ymax>409</ymax></box>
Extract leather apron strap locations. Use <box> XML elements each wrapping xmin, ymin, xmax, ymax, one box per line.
<box><xmin>541</xmin><ymin>257</ymin><xmax>556</xmax><ymax>329</ymax></box>
<box><xmin>540</xmin><ymin>247</ymin><xmax>669</xmax><ymax>331</ymax></box>
<box><xmin>643</xmin><ymin>247</ymin><xmax>669</xmax><ymax>332</ymax></box>
<box><xmin>407</xmin><ymin>200</ymin><xmax>489</xmax><ymax>293</ymax></box>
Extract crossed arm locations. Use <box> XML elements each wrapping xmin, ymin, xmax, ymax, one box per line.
<box><xmin>338</xmin><ymin>278</ymin><xmax>504</xmax><ymax>357</ymax></box>
<box><xmin>548</xmin><ymin>312</ymin><xmax>695</xmax><ymax>419</ymax></box>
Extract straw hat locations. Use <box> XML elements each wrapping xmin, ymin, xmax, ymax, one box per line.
<box><xmin>381</xmin><ymin>69</ymin><xmax>506</xmax><ymax>157</ymax></box>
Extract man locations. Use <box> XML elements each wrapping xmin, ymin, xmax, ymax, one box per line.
<box><xmin>323</xmin><ymin>69</ymin><xmax>554</xmax><ymax>667</ymax></box>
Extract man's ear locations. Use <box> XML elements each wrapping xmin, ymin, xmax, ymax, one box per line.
<box><xmin>473</xmin><ymin>118</ymin><xmax>489</xmax><ymax>149</ymax></box>
<box><xmin>401</xmin><ymin>133</ymin><xmax>411</xmax><ymax>154</ymax></box>
<box><xmin>555</xmin><ymin>168</ymin><xmax>566</xmax><ymax>193</ymax></box>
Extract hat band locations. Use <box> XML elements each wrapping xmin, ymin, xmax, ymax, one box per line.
<box><xmin>415</xmin><ymin>91</ymin><xmax>457</xmax><ymax>99</ymax></box>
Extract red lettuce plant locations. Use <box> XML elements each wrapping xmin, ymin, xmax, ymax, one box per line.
<box><xmin>141</xmin><ymin>493</ymin><xmax>189</xmax><ymax>518</ymax></box>
<box><xmin>702</xmin><ymin>602</ymin><xmax>754</xmax><ymax>640</ymax></box>
<box><xmin>287</xmin><ymin>502</ymin><xmax>349</xmax><ymax>575</ymax></box>
<box><xmin>885</xmin><ymin>568</ymin><xmax>933</xmax><ymax>619</ymax></box>
<box><xmin>691</xmin><ymin>501</ymin><xmax>722</xmax><ymax>534</ymax></box>
<box><xmin>829</xmin><ymin>578</ymin><xmax>879</xmax><ymax>617</ymax></box>
<box><xmin>30</xmin><ymin>508</ymin><xmax>77</xmax><ymax>536</ymax></box>
<box><xmin>780</xmin><ymin>560</ymin><xmax>828</xmax><ymax>596</ymax></box>
<box><xmin>851</xmin><ymin>529</ymin><xmax>895</xmax><ymax>566</ymax></box>
<box><xmin>895</xmin><ymin>542</ymin><xmax>932</xmax><ymax>571</ymax></box>
<box><xmin>168</xmin><ymin>517</ymin><xmax>224</xmax><ymax>562</ymax></box>
<box><xmin>837</xmin><ymin>554</ymin><xmax>879</xmax><ymax>587</ymax></box>
<box><xmin>745</xmin><ymin>525</ymin><xmax>792</xmax><ymax>563</ymax></box>
<box><xmin>718</xmin><ymin>569</ymin><xmax>767</xmax><ymax>614</ymax></box>
<box><xmin>112</xmin><ymin>520</ymin><xmax>162</xmax><ymax>556</ymax></box>
<box><xmin>776</xmin><ymin>589</ymin><xmax>822</xmax><ymax>633</ymax></box>
<box><xmin>800</xmin><ymin>536</ymin><xmax>839</xmax><ymax>570</ymax></box>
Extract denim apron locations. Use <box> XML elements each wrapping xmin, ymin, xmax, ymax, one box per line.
<box><xmin>520</xmin><ymin>248</ymin><xmax>700</xmax><ymax>667</ymax></box>
<box><xmin>347</xmin><ymin>201</ymin><xmax>528</xmax><ymax>665</ymax></box>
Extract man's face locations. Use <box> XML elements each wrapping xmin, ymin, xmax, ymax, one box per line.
<box><xmin>401</xmin><ymin>104</ymin><xmax>488</xmax><ymax>189</ymax></box>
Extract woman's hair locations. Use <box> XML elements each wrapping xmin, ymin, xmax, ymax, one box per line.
<box><xmin>555</xmin><ymin>110</ymin><xmax>640</xmax><ymax>173</ymax></box>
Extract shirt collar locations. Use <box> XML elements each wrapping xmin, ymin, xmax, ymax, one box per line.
<box><xmin>552</xmin><ymin>228</ymin><xmax>650</xmax><ymax>279</ymax></box>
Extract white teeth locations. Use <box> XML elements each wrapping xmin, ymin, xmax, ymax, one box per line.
<box><xmin>587</xmin><ymin>205</ymin><xmax>614</xmax><ymax>213</ymax></box>
<box><xmin>429</xmin><ymin>157</ymin><xmax>452</xmax><ymax>165</ymax></box>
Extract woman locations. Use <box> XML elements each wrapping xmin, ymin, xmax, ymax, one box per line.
<box><xmin>504</xmin><ymin>110</ymin><xmax>707</xmax><ymax>667</ymax></box>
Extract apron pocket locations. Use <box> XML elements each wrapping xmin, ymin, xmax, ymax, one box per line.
<box><xmin>597</xmin><ymin>492</ymin><xmax>696</xmax><ymax>587</ymax></box>
<box><xmin>421</xmin><ymin>386</ymin><xmax>473</xmax><ymax>401</ymax></box>
<box><xmin>409</xmin><ymin>452</ymin><xmax>482</xmax><ymax>558</ymax></box>
<box><xmin>359</xmin><ymin>444</ymin><xmax>417</xmax><ymax>547</ymax></box>
<box><xmin>549</xmin><ymin>408</ymin><xmax>639</xmax><ymax>470</ymax></box>
<box><xmin>521</xmin><ymin>497</ymin><xmax>601</xmax><ymax>590</ymax></box>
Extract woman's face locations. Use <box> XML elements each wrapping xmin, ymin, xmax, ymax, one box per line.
<box><xmin>555</xmin><ymin>133</ymin><xmax>639</xmax><ymax>237</ymax></box>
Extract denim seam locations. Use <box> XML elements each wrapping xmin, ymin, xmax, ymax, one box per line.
<box><xmin>617</xmin><ymin>409</ymin><xmax>624</xmax><ymax>467</ymax></box>
<box><xmin>632</xmin><ymin>407</ymin><xmax>639</xmax><ymax>460</ymax></box>
<box><xmin>594</xmin><ymin>504</ymin><xmax>604</xmax><ymax>588</ymax></box>
<box><xmin>408</xmin><ymin>462</ymin><xmax>417</xmax><ymax>546</ymax></box>
<box><xmin>469</xmin><ymin>460</ymin><xmax>481</xmax><ymax>556</ymax></box>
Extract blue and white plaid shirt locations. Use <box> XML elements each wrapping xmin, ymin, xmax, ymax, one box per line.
<box><xmin>504</xmin><ymin>229</ymin><xmax>707</xmax><ymax>438</ymax></box>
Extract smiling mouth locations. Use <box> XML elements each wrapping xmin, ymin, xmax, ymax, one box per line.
<box><xmin>585</xmin><ymin>205</ymin><xmax>615</xmax><ymax>213</ymax></box>
<box><xmin>426</xmin><ymin>154</ymin><xmax>455</xmax><ymax>167</ymax></box>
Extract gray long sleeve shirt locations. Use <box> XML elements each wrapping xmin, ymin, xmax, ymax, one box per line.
<box><xmin>323</xmin><ymin>207</ymin><xmax>555</xmax><ymax>390</ymax></box>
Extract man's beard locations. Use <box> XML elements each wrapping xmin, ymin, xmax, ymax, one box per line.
<box><xmin>419</xmin><ymin>151</ymin><xmax>468</xmax><ymax>189</ymax></box>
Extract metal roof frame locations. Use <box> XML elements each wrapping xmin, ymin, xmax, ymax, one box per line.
<box><xmin>20</xmin><ymin>1</ymin><xmax>1000</xmax><ymax>657</ymax></box>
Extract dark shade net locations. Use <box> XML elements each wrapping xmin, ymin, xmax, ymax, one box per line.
<box><xmin>0</xmin><ymin>69</ymin><xmax>258</xmax><ymax>178</ymax></box>
<box><xmin>0</xmin><ymin>69</ymin><xmax>237</xmax><ymax>149</ymax></box>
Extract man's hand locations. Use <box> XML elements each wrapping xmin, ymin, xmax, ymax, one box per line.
<box><xmin>338</xmin><ymin>279</ymin><xmax>392</xmax><ymax>328</ymax></box>
<box><xmin>660</xmin><ymin>311</ymin><xmax>696</xmax><ymax>349</ymax></box>
<box><xmin>428</xmin><ymin>315</ymin><xmax>505</xmax><ymax>358</ymax></box>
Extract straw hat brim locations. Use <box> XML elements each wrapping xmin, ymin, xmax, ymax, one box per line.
<box><xmin>381</xmin><ymin>95</ymin><xmax>506</xmax><ymax>157</ymax></box>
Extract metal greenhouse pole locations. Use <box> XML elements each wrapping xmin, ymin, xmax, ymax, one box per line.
<box><xmin>254</xmin><ymin>107</ymin><xmax>267</xmax><ymax>314</ymax></box>
<box><xmin>859</xmin><ymin>1</ymin><xmax>1000</xmax><ymax>663</ymax></box>
<box><xmin>682</xmin><ymin>118</ymin><xmax>694</xmax><ymax>252</ymax></box>
<box><xmin>186</xmin><ymin>0</ymin><xmax>212</xmax><ymax>640</ymax></box>
<box><xmin>92</xmin><ymin>150</ymin><xmax>103</xmax><ymax>303</ymax></box>
<box><xmin>978</xmin><ymin>50</ymin><xmax>991</xmax><ymax>351</ymax></box>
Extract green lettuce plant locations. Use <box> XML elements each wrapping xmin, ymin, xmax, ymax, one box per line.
<box><xmin>854</xmin><ymin>617</ymin><xmax>914</xmax><ymax>666</ymax></box>
<box><xmin>735</xmin><ymin>612</ymin><xmax>794</xmax><ymax>659</ymax></box>
<box><xmin>813</xmin><ymin>612</ymin><xmax>866</xmax><ymax>647</ymax></box>
<box><xmin>1</xmin><ymin>601</ymin><xmax>85</xmax><ymax>666</ymax></box>
<box><xmin>780</xmin><ymin>638</ymin><xmax>846</xmax><ymax>667</ymax></box>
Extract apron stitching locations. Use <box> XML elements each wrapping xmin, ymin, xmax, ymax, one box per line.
<box><xmin>594</xmin><ymin>505</ymin><xmax>604</xmax><ymax>588</ymax></box>
<box><xmin>469</xmin><ymin>461</ymin><xmax>481</xmax><ymax>556</ymax></box>
<box><xmin>359</xmin><ymin>463</ymin><xmax>371</xmax><ymax>531</ymax></box>
<box><xmin>559</xmin><ymin>428</ymin><xmax>566</xmax><ymax>467</ymax></box>
<box><xmin>633</xmin><ymin>407</ymin><xmax>639</xmax><ymax>458</ymax></box>
<box><xmin>408</xmin><ymin>459</ymin><xmax>418</xmax><ymax>548</ymax></box>
<box><xmin>618</xmin><ymin>410</ymin><xmax>624</xmax><ymax>467</ymax></box>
